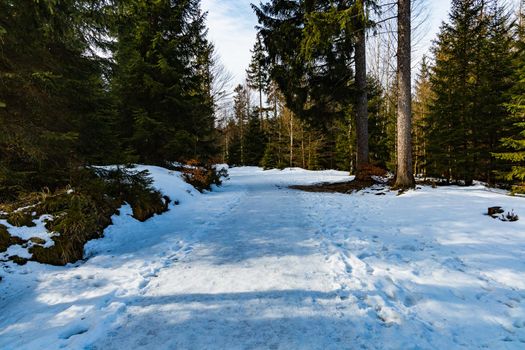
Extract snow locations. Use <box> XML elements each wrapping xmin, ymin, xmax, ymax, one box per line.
<box><xmin>0</xmin><ymin>214</ymin><xmax>56</xmax><ymax>260</ymax></box>
<box><xmin>1</xmin><ymin>166</ymin><xmax>525</xmax><ymax>349</ymax></box>
<box><xmin>0</xmin><ymin>214</ymin><xmax>55</xmax><ymax>243</ymax></box>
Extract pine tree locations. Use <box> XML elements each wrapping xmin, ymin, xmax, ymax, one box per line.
<box><xmin>246</xmin><ymin>34</ymin><xmax>269</xmax><ymax>126</ymax></box>
<box><xmin>0</xmin><ymin>0</ymin><xmax>114</xmax><ymax>198</ymax></box>
<box><xmin>493</xmin><ymin>1</ymin><xmax>525</xmax><ymax>191</ymax></box>
<box><xmin>112</xmin><ymin>0</ymin><xmax>215</xmax><ymax>165</ymax></box>
<box><xmin>413</xmin><ymin>57</ymin><xmax>432</xmax><ymax>176</ymax></box>
<box><xmin>229</xmin><ymin>84</ymin><xmax>251</xmax><ymax>165</ymax></box>
<box><xmin>244</xmin><ymin>109</ymin><xmax>268</xmax><ymax>165</ymax></box>
<box><xmin>427</xmin><ymin>0</ymin><xmax>514</xmax><ymax>184</ymax></box>
<box><xmin>253</xmin><ymin>0</ymin><xmax>355</xmax><ymax>125</ymax></box>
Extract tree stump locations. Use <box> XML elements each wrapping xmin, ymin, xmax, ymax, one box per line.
<box><xmin>488</xmin><ymin>206</ymin><xmax>504</xmax><ymax>217</ymax></box>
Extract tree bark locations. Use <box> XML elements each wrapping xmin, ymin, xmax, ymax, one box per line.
<box><xmin>259</xmin><ymin>85</ymin><xmax>263</xmax><ymax>130</ymax></box>
<box><xmin>394</xmin><ymin>0</ymin><xmax>415</xmax><ymax>189</ymax></box>
<box><xmin>355</xmin><ymin>17</ymin><xmax>369</xmax><ymax>173</ymax></box>
<box><xmin>289</xmin><ymin>113</ymin><xmax>294</xmax><ymax>167</ymax></box>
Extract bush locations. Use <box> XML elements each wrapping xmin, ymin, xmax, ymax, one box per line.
<box><xmin>180</xmin><ymin>160</ymin><xmax>228</xmax><ymax>192</ymax></box>
<box><xmin>355</xmin><ymin>164</ymin><xmax>387</xmax><ymax>182</ymax></box>
<box><xmin>2</xmin><ymin>166</ymin><xmax>170</xmax><ymax>265</ymax></box>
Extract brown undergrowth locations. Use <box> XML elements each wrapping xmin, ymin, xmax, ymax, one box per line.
<box><xmin>290</xmin><ymin>165</ymin><xmax>388</xmax><ymax>194</ymax></box>
<box><xmin>0</xmin><ymin>167</ymin><xmax>170</xmax><ymax>266</ymax></box>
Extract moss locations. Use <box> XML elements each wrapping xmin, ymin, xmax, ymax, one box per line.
<box><xmin>125</xmin><ymin>190</ymin><xmax>170</xmax><ymax>222</ymax></box>
<box><xmin>0</xmin><ymin>224</ymin><xmax>9</xmax><ymax>252</ymax></box>
<box><xmin>9</xmin><ymin>236</ymin><xmax>25</xmax><ymax>246</ymax></box>
<box><xmin>0</xmin><ymin>224</ymin><xmax>25</xmax><ymax>253</ymax></box>
<box><xmin>6</xmin><ymin>211</ymin><xmax>36</xmax><ymax>227</ymax></box>
<box><xmin>10</xmin><ymin>255</ymin><xmax>28</xmax><ymax>265</ymax></box>
<box><xmin>29</xmin><ymin>237</ymin><xmax>46</xmax><ymax>245</ymax></box>
<box><xmin>5</xmin><ymin>167</ymin><xmax>171</xmax><ymax>266</ymax></box>
<box><xmin>30</xmin><ymin>192</ymin><xmax>114</xmax><ymax>265</ymax></box>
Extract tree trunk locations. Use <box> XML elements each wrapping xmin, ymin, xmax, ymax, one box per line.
<box><xmin>301</xmin><ymin>126</ymin><xmax>305</xmax><ymax>168</ymax></box>
<box><xmin>259</xmin><ymin>86</ymin><xmax>263</xmax><ymax>130</ymax></box>
<box><xmin>308</xmin><ymin>134</ymin><xmax>312</xmax><ymax>169</ymax></box>
<box><xmin>394</xmin><ymin>0</ymin><xmax>415</xmax><ymax>189</ymax></box>
<box><xmin>240</xmin><ymin>118</ymin><xmax>244</xmax><ymax>166</ymax></box>
<box><xmin>355</xmin><ymin>14</ymin><xmax>369</xmax><ymax>173</ymax></box>
<box><xmin>290</xmin><ymin>113</ymin><xmax>294</xmax><ymax>167</ymax></box>
<box><xmin>274</xmin><ymin>85</ymin><xmax>282</xmax><ymax>167</ymax></box>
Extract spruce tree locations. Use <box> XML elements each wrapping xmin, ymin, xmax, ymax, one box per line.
<box><xmin>112</xmin><ymin>0</ymin><xmax>215</xmax><ymax>164</ymax></box>
<box><xmin>476</xmin><ymin>1</ymin><xmax>514</xmax><ymax>183</ymax></box>
<box><xmin>493</xmin><ymin>2</ymin><xmax>525</xmax><ymax>191</ymax></box>
<box><xmin>244</xmin><ymin>109</ymin><xmax>267</xmax><ymax>165</ymax></box>
<box><xmin>246</xmin><ymin>34</ymin><xmax>269</xmax><ymax>126</ymax></box>
<box><xmin>231</xmin><ymin>84</ymin><xmax>251</xmax><ymax>165</ymax></box>
<box><xmin>413</xmin><ymin>57</ymin><xmax>432</xmax><ymax>177</ymax></box>
<box><xmin>253</xmin><ymin>0</ymin><xmax>355</xmax><ymax>125</ymax></box>
<box><xmin>0</xmin><ymin>0</ymin><xmax>114</xmax><ymax>198</ymax></box>
<box><xmin>426</xmin><ymin>0</ymin><xmax>512</xmax><ymax>184</ymax></box>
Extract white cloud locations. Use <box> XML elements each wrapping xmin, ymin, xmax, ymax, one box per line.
<box><xmin>202</xmin><ymin>0</ymin><xmax>258</xmax><ymax>86</ymax></box>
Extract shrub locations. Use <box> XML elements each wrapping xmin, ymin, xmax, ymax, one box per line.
<box><xmin>3</xmin><ymin>166</ymin><xmax>170</xmax><ymax>265</ymax></box>
<box><xmin>180</xmin><ymin>160</ymin><xmax>228</xmax><ymax>192</ymax></box>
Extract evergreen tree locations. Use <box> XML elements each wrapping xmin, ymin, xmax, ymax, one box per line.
<box><xmin>244</xmin><ymin>110</ymin><xmax>267</xmax><ymax>165</ymax></box>
<box><xmin>367</xmin><ymin>77</ymin><xmax>391</xmax><ymax>169</ymax></box>
<box><xmin>112</xmin><ymin>0</ymin><xmax>215</xmax><ymax>164</ymax></box>
<box><xmin>493</xmin><ymin>2</ymin><xmax>525</xmax><ymax>191</ymax></box>
<box><xmin>426</xmin><ymin>0</ymin><xmax>513</xmax><ymax>184</ymax></box>
<box><xmin>333</xmin><ymin>76</ymin><xmax>388</xmax><ymax>172</ymax></box>
<box><xmin>246</xmin><ymin>34</ymin><xmax>269</xmax><ymax>125</ymax></box>
<box><xmin>0</xmin><ymin>0</ymin><xmax>114</xmax><ymax>198</ymax></box>
<box><xmin>476</xmin><ymin>1</ymin><xmax>515</xmax><ymax>183</ymax></box>
<box><xmin>253</xmin><ymin>0</ymin><xmax>355</xmax><ymax>125</ymax></box>
<box><xmin>413</xmin><ymin>57</ymin><xmax>432</xmax><ymax>176</ymax></box>
<box><xmin>230</xmin><ymin>84</ymin><xmax>251</xmax><ymax>165</ymax></box>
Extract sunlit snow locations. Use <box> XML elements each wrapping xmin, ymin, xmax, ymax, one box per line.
<box><xmin>1</xmin><ymin>166</ymin><xmax>525</xmax><ymax>349</ymax></box>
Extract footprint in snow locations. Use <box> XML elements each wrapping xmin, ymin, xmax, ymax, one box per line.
<box><xmin>58</xmin><ymin>323</ymin><xmax>89</xmax><ymax>340</ymax></box>
<box><xmin>403</xmin><ymin>294</ymin><xmax>422</xmax><ymax>307</ymax></box>
<box><xmin>501</xmin><ymin>299</ymin><xmax>520</xmax><ymax>309</ymax></box>
<box><xmin>442</xmin><ymin>257</ymin><xmax>466</xmax><ymax>272</ymax></box>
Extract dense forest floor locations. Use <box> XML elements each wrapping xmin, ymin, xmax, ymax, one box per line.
<box><xmin>1</xmin><ymin>167</ymin><xmax>525</xmax><ymax>349</ymax></box>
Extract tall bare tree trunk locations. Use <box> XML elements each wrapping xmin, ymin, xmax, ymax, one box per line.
<box><xmin>275</xmin><ymin>89</ymin><xmax>282</xmax><ymax>166</ymax></box>
<box><xmin>301</xmin><ymin>126</ymin><xmax>306</xmax><ymax>168</ymax></box>
<box><xmin>355</xmin><ymin>5</ymin><xmax>369</xmax><ymax>175</ymax></box>
<box><xmin>259</xmin><ymin>86</ymin><xmax>263</xmax><ymax>130</ymax></box>
<box><xmin>308</xmin><ymin>134</ymin><xmax>312</xmax><ymax>169</ymax></box>
<box><xmin>240</xmin><ymin>118</ymin><xmax>244</xmax><ymax>165</ymax></box>
<box><xmin>289</xmin><ymin>113</ymin><xmax>294</xmax><ymax>167</ymax></box>
<box><xmin>394</xmin><ymin>0</ymin><xmax>415</xmax><ymax>188</ymax></box>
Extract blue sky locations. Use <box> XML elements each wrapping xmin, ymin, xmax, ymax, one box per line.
<box><xmin>201</xmin><ymin>0</ymin><xmax>452</xmax><ymax>86</ymax></box>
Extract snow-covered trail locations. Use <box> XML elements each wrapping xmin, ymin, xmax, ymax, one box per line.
<box><xmin>92</xmin><ymin>167</ymin><xmax>359</xmax><ymax>350</ymax></box>
<box><xmin>1</xmin><ymin>167</ymin><xmax>525</xmax><ymax>349</ymax></box>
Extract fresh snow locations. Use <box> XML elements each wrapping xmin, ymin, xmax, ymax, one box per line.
<box><xmin>1</xmin><ymin>166</ymin><xmax>525</xmax><ymax>349</ymax></box>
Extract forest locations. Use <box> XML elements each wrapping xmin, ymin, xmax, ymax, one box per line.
<box><xmin>2</xmin><ymin>1</ymin><xmax>525</xmax><ymax>348</ymax></box>
<box><xmin>2</xmin><ymin>0</ymin><xmax>525</xmax><ymax>202</ymax></box>
<box><xmin>1</xmin><ymin>0</ymin><xmax>524</xmax><ymax>262</ymax></box>
<box><xmin>221</xmin><ymin>0</ymin><xmax>525</xmax><ymax>189</ymax></box>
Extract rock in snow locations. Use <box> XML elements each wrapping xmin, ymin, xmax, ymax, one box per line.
<box><xmin>1</xmin><ymin>166</ymin><xmax>525</xmax><ymax>349</ymax></box>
